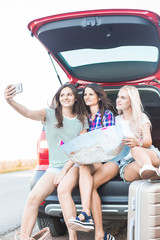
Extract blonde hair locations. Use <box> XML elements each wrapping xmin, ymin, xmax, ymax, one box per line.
<box><xmin>118</xmin><ymin>85</ymin><xmax>151</xmax><ymax>138</ymax></box>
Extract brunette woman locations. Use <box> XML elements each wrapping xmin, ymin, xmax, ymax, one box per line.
<box><xmin>59</xmin><ymin>83</ymin><xmax>116</xmax><ymax>240</ymax></box>
<box><xmin>4</xmin><ymin>83</ymin><xmax>88</xmax><ymax>240</ymax></box>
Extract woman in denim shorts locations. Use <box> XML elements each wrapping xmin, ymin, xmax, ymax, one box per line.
<box><xmin>63</xmin><ymin>83</ymin><xmax>117</xmax><ymax>240</ymax></box>
<box><xmin>116</xmin><ymin>85</ymin><xmax>160</xmax><ymax>183</ymax></box>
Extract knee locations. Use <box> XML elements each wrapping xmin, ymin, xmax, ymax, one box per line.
<box><xmin>26</xmin><ymin>191</ymin><xmax>40</xmax><ymax>207</ymax></box>
<box><xmin>131</xmin><ymin>146</ymin><xmax>144</xmax><ymax>156</ymax></box>
<box><xmin>57</xmin><ymin>184</ymin><xmax>69</xmax><ymax>199</ymax></box>
<box><xmin>92</xmin><ymin>180</ymin><xmax>99</xmax><ymax>192</ymax></box>
<box><xmin>79</xmin><ymin>165</ymin><xmax>90</xmax><ymax>175</ymax></box>
<box><xmin>131</xmin><ymin>146</ymin><xmax>139</xmax><ymax>154</ymax></box>
<box><xmin>123</xmin><ymin>169</ymin><xmax>130</xmax><ymax>182</ymax></box>
<box><xmin>123</xmin><ymin>165</ymin><xmax>139</xmax><ymax>182</ymax></box>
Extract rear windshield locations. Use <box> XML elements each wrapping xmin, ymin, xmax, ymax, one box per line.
<box><xmin>38</xmin><ymin>15</ymin><xmax>160</xmax><ymax>83</ymax></box>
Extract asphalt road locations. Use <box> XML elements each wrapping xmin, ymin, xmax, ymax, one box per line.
<box><xmin>0</xmin><ymin>220</ymin><xmax>127</xmax><ymax>239</ymax></box>
<box><xmin>0</xmin><ymin>170</ymin><xmax>33</xmax><ymax>235</ymax></box>
<box><xmin>0</xmin><ymin>170</ymin><xmax>127</xmax><ymax>239</ymax></box>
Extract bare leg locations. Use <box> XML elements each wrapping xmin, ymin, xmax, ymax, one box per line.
<box><xmin>57</xmin><ymin>166</ymin><xmax>79</xmax><ymax>240</ymax></box>
<box><xmin>131</xmin><ymin>147</ymin><xmax>160</xmax><ymax>179</ymax></box>
<box><xmin>131</xmin><ymin>146</ymin><xmax>154</xmax><ymax>166</ymax></box>
<box><xmin>92</xmin><ymin>189</ymin><xmax>103</xmax><ymax>240</ymax></box>
<box><xmin>79</xmin><ymin>163</ymin><xmax>101</xmax><ymax>216</ymax></box>
<box><xmin>66</xmin><ymin>163</ymin><xmax>102</xmax><ymax>233</ymax></box>
<box><xmin>123</xmin><ymin>161</ymin><xmax>141</xmax><ymax>182</ymax></box>
<box><xmin>144</xmin><ymin>148</ymin><xmax>160</xmax><ymax>180</ymax></box>
<box><xmin>91</xmin><ymin>162</ymin><xmax>119</xmax><ymax>240</ymax></box>
<box><xmin>20</xmin><ymin>172</ymin><xmax>57</xmax><ymax>240</ymax></box>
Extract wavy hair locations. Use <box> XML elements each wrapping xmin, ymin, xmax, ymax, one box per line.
<box><xmin>118</xmin><ymin>85</ymin><xmax>151</xmax><ymax>138</ymax></box>
<box><xmin>51</xmin><ymin>83</ymin><xmax>88</xmax><ymax>128</ymax></box>
<box><xmin>82</xmin><ymin>83</ymin><xmax>115</xmax><ymax>126</ymax></box>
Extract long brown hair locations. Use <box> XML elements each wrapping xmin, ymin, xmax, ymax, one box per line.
<box><xmin>83</xmin><ymin>83</ymin><xmax>115</xmax><ymax>126</ymax></box>
<box><xmin>51</xmin><ymin>83</ymin><xmax>88</xmax><ymax>128</ymax></box>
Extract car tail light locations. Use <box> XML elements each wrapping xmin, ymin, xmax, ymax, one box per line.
<box><xmin>39</xmin><ymin>140</ymin><xmax>48</xmax><ymax>149</ymax></box>
<box><xmin>37</xmin><ymin>127</ymin><xmax>49</xmax><ymax>170</ymax></box>
<box><xmin>40</xmin><ymin>200</ymin><xmax>45</xmax><ymax>206</ymax></box>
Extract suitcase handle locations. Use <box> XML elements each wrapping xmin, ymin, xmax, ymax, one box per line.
<box><xmin>129</xmin><ymin>218</ymin><xmax>135</xmax><ymax>240</ymax></box>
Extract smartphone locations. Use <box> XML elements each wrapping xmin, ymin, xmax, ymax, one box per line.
<box><xmin>12</xmin><ymin>83</ymin><xmax>23</xmax><ymax>95</ymax></box>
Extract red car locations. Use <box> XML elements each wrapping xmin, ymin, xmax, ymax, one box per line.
<box><xmin>29</xmin><ymin>9</ymin><xmax>160</xmax><ymax>237</ymax></box>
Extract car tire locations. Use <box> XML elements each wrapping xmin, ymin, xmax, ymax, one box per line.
<box><xmin>37</xmin><ymin>216</ymin><xmax>67</xmax><ymax>237</ymax></box>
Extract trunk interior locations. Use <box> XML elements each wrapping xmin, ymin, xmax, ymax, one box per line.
<box><xmin>43</xmin><ymin>84</ymin><xmax>160</xmax><ymax>215</ymax></box>
<box><xmin>105</xmin><ymin>85</ymin><xmax>160</xmax><ymax>149</ymax></box>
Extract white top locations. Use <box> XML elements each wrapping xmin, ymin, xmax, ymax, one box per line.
<box><xmin>115</xmin><ymin>114</ymin><xmax>149</xmax><ymax>137</ymax></box>
<box><xmin>115</xmin><ymin>114</ymin><xmax>150</xmax><ymax>160</ymax></box>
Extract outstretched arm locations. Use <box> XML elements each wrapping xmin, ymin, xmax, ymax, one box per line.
<box><xmin>4</xmin><ymin>84</ymin><xmax>46</xmax><ymax>122</ymax></box>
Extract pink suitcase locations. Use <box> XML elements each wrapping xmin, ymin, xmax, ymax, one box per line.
<box><xmin>127</xmin><ymin>180</ymin><xmax>160</xmax><ymax>240</ymax></box>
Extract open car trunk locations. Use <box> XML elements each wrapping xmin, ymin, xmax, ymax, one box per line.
<box><xmin>105</xmin><ymin>85</ymin><xmax>160</xmax><ymax>149</ymax></box>
<box><xmin>41</xmin><ymin>84</ymin><xmax>160</xmax><ymax>220</ymax></box>
<box><xmin>28</xmin><ymin>9</ymin><xmax>160</xmax><ymax>86</ymax></box>
<box><xmin>29</xmin><ymin>9</ymin><xmax>160</xmax><ymax>225</ymax></box>
<box><xmin>73</xmin><ymin>85</ymin><xmax>160</xmax><ymax>219</ymax></box>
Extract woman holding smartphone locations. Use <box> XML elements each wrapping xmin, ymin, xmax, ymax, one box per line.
<box><xmin>4</xmin><ymin>83</ymin><xmax>88</xmax><ymax>240</ymax></box>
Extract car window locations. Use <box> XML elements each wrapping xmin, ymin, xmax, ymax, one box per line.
<box><xmin>59</xmin><ymin>46</ymin><xmax>158</xmax><ymax>67</ymax></box>
<box><xmin>38</xmin><ymin>14</ymin><xmax>160</xmax><ymax>83</ymax></box>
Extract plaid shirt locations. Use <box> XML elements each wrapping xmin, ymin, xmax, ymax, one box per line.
<box><xmin>89</xmin><ymin>110</ymin><xmax>115</xmax><ymax>131</ymax></box>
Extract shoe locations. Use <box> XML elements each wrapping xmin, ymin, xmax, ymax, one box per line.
<box><xmin>68</xmin><ymin>211</ymin><xmax>94</xmax><ymax>232</ymax></box>
<box><xmin>103</xmin><ymin>232</ymin><xmax>115</xmax><ymax>240</ymax></box>
<box><xmin>14</xmin><ymin>227</ymin><xmax>52</xmax><ymax>240</ymax></box>
<box><xmin>15</xmin><ymin>232</ymin><xmax>33</xmax><ymax>240</ymax></box>
<box><xmin>139</xmin><ymin>164</ymin><xmax>157</xmax><ymax>179</ymax></box>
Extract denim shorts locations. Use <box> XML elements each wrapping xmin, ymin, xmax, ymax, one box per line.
<box><xmin>46</xmin><ymin>164</ymin><xmax>79</xmax><ymax>174</ymax></box>
<box><xmin>119</xmin><ymin>158</ymin><xmax>135</xmax><ymax>183</ymax></box>
<box><xmin>119</xmin><ymin>145</ymin><xmax>160</xmax><ymax>183</ymax></box>
<box><xmin>107</xmin><ymin>159</ymin><xmax>121</xmax><ymax>168</ymax></box>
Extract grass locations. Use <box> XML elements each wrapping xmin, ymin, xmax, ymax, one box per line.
<box><xmin>0</xmin><ymin>159</ymin><xmax>38</xmax><ymax>173</ymax></box>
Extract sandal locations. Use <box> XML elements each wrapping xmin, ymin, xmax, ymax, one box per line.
<box><xmin>103</xmin><ymin>232</ymin><xmax>115</xmax><ymax>240</ymax></box>
<box><xmin>68</xmin><ymin>211</ymin><xmax>94</xmax><ymax>232</ymax></box>
<box><xmin>15</xmin><ymin>227</ymin><xmax>52</xmax><ymax>240</ymax></box>
<box><xmin>15</xmin><ymin>232</ymin><xmax>34</xmax><ymax>240</ymax></box>
<box><xmin>139</xmin><ymin>164</ymin><xmax>157</xmax><ymax>179</ymax></box>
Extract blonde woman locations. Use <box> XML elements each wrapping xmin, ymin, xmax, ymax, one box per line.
<box><xmin>116</xmin><ymin>85</ymin><xmax>160</xmax><ymax>182</ymax></box>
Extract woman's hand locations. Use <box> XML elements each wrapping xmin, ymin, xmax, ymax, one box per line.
<box><xmin>122</xmin><ymin>137</ymin><xmax>140</xmax><ymax>148</ymax></box>
<box><xmin>54</xmin><ymin>170</ymin><xmax>66</xmax><ymax>186</ymax></box>
<box><xmin>4</xmin><ymin>84</ymin><xmax>46</xmax><ymax>121</ymax></box>
<box><xmin>54</xmin><ymin>159</ymin><xmax>75</xmax><ymax>186</ymax></box>
<box><xmin>4</xmin><ymin>85</ymin><xmax>16</xmax><ymax>103</ymax></box>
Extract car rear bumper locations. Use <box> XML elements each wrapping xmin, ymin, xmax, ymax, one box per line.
<box><xmin>44</xmin><ymin>203</ymin><xmax>128</xmax><ymax>219</ymax></box>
